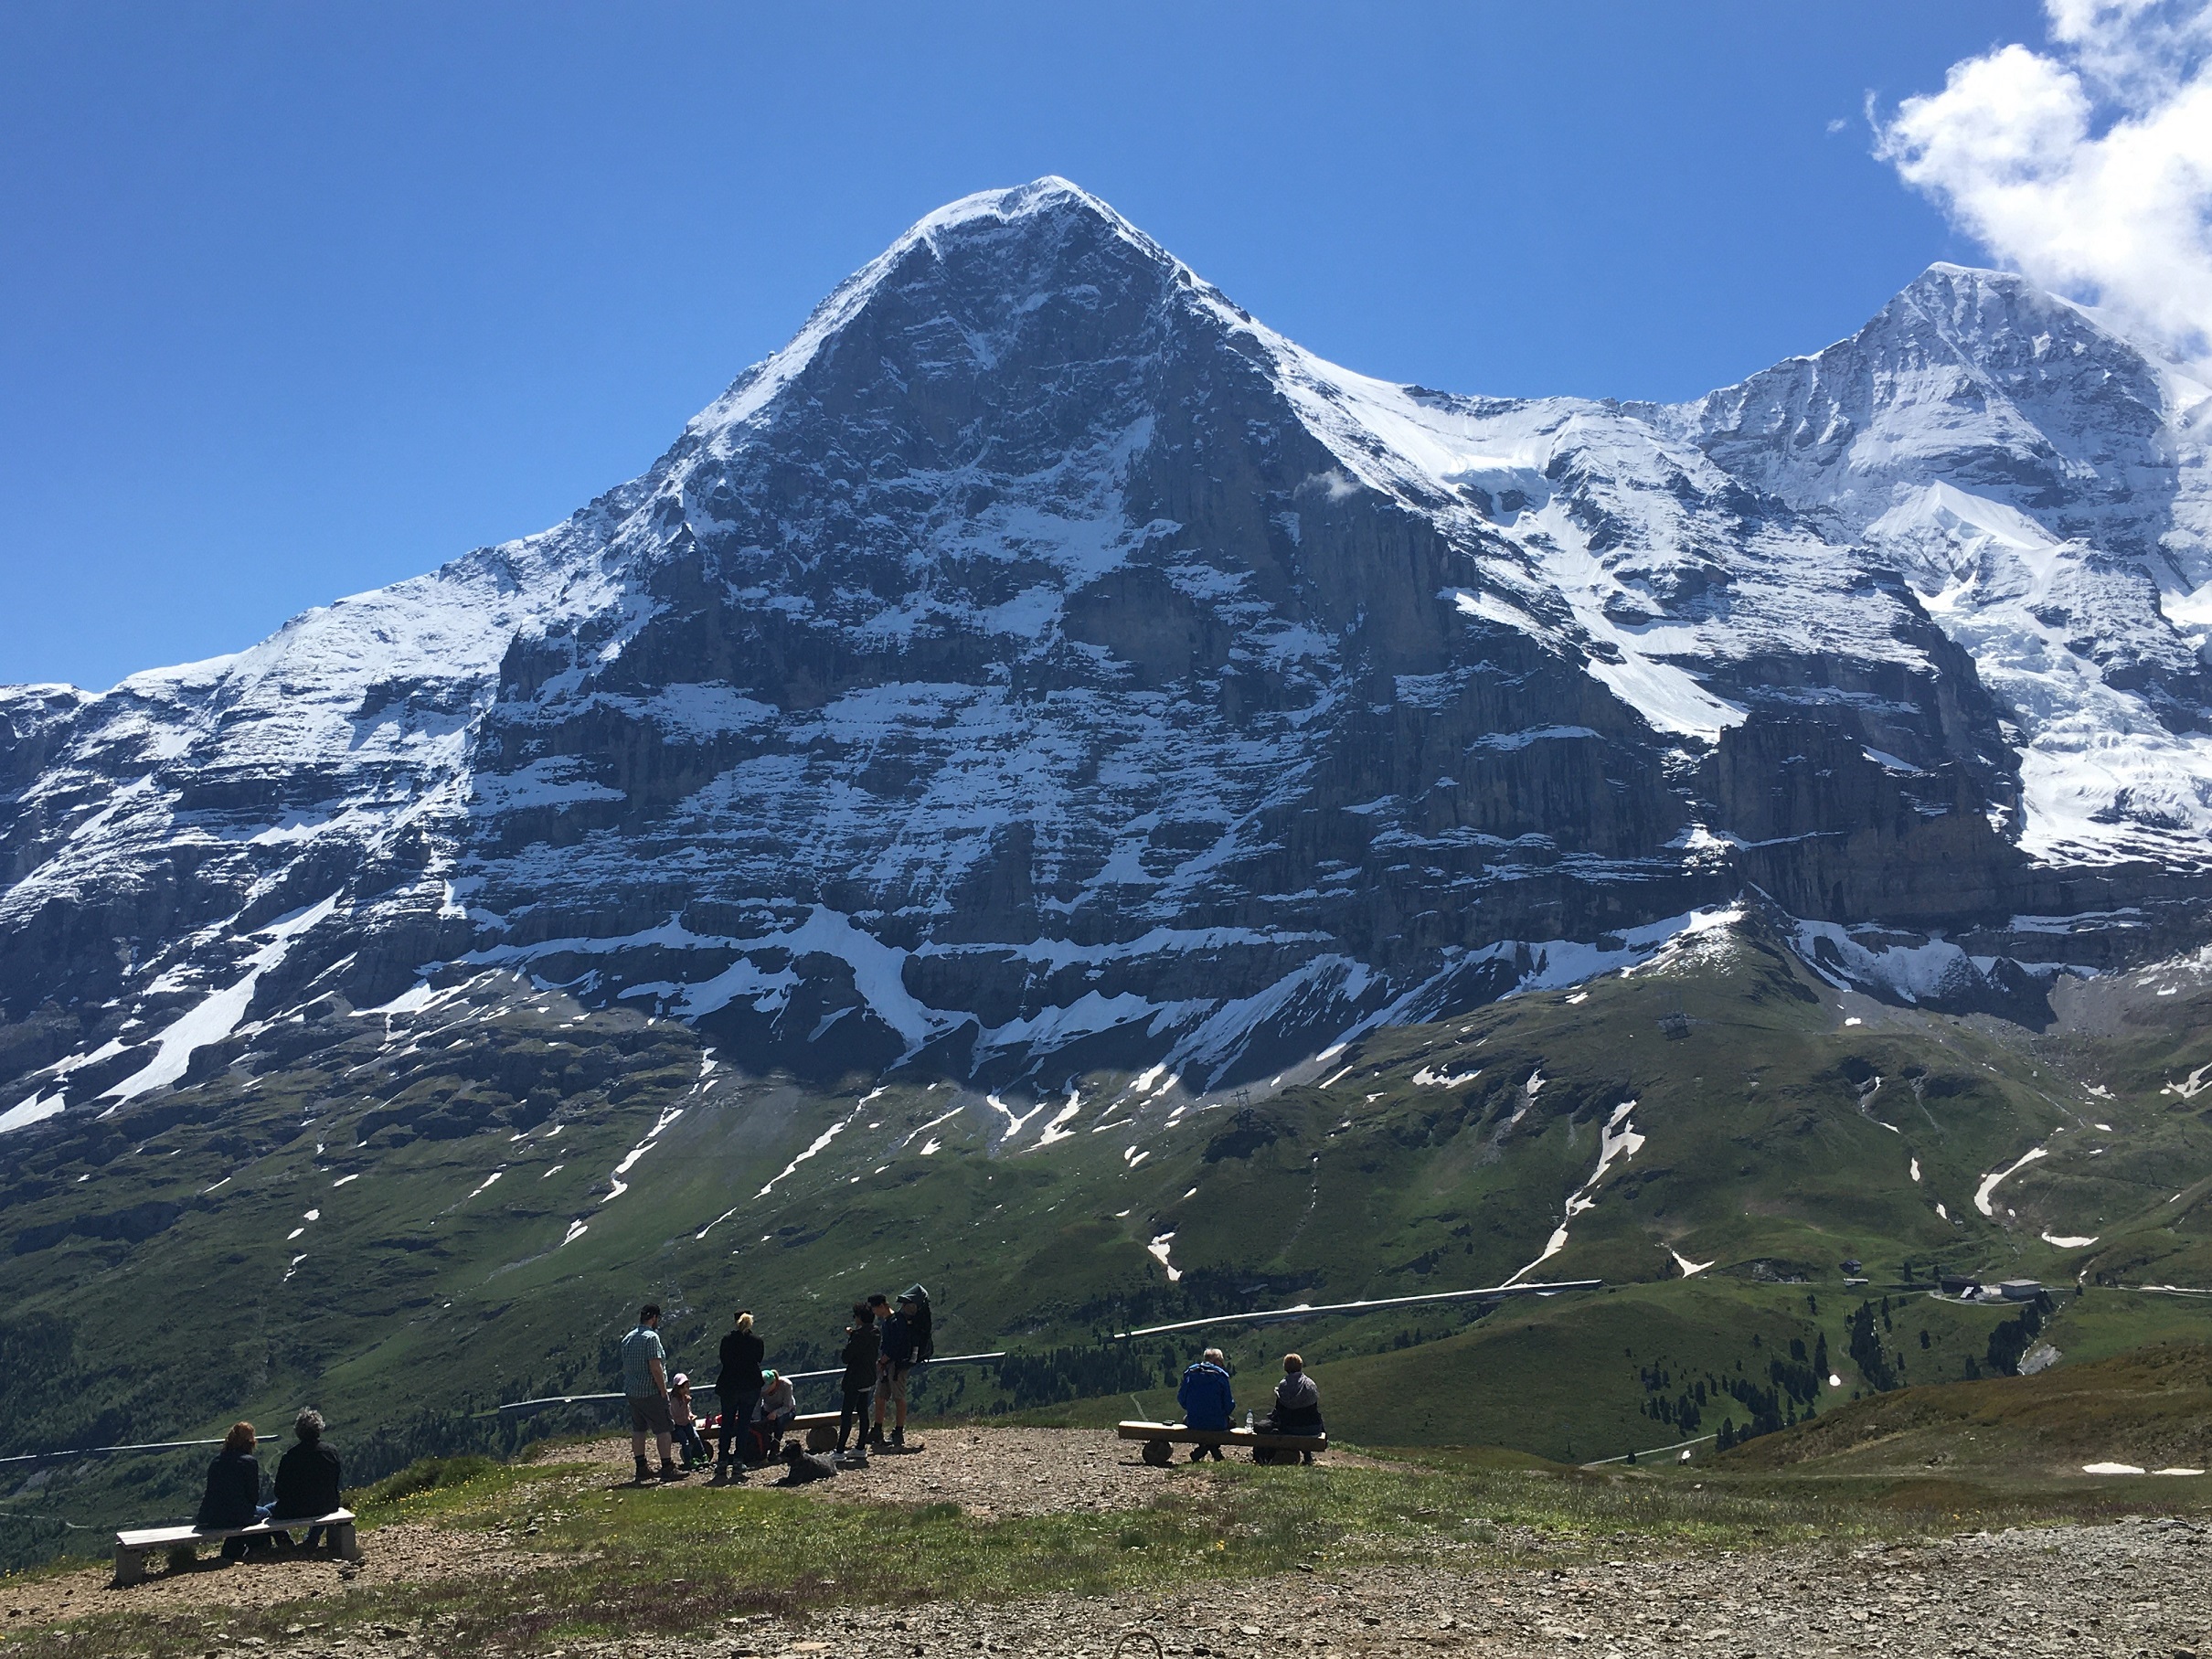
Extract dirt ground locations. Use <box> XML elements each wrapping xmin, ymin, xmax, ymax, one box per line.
<box><xmin>558</xmin><ymin>1425</ymin><xmax>1367</xmax><ymax>1517</ymax></box>
<box><xmin>0</xmin><ymin>1522</ymin><xmax>535</xmax><ymax>1626</ymax></box>
<box><xmin>14</xmin><ymin>1429</ymin><xmax>2211</xmax><ymax>1655</ymax></box>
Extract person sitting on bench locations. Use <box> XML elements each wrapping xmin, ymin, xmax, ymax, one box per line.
<box><xmin>757</xmin><ymin>1369</ymin><xmax>797</xmax><ymax>1455</ymax></box>
<box><xmin>1175</xmin><ymin>1347</ymin><xmax>1236</xmax><ymax>1461</ymax></box>
<box><xmin>196</xmin><ymin>1422</ymin><xmax>269</xmax><ymax>1560</ymax></box>
<box><xmin>668</xmin><ymin>1375</ymin><xmax>711</xmax><ymax>1468</ymax></box>
<box><xmin>1259</xmin><ymin>1354</ymin><xmax>1324</xmax><ymax>1462</ymax></box>
<box><xmin>270</xmin><ymin>1409</ymin><xmax>343</xmax><ymax>1550</ymax></box>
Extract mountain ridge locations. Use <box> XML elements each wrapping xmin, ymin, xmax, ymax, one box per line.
<box><xmin>5</xmin><ymin>179</ymin><xmax>2212</xmax><ymax>1116</ymax></box>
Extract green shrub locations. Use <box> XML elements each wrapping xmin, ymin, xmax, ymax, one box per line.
<box><xmin>356</xmin><ymin>1453</ymin><xmax>500</xmax><ymax>1506</ymax></box>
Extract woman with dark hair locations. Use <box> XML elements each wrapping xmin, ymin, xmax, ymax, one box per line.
<box><xmin>835</xmin><ymin>1302</ymin><xmax>878</xmax><ymax>1455</ymax></box>
<box><xmin>195</xmin><ymin>1422</ymin><xmax>266</xmax><ymax>1559</ymax></box>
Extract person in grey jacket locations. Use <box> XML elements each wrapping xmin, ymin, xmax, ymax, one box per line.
<box><xmin>1260</xmin><ymin>1354</ymin><xmax>1324</xmax><ymax>1462</ymax></box>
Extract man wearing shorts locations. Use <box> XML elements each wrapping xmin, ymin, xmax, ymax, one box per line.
<box><xmin>872</xmin><ymin>1291</ymin><xmax>919</xmax><ymax>1449</ymax></box>
<box><xmin>621</xmin><ymin>1303</ymin><xmax>683</xmax><ymax>1483</ymax></box>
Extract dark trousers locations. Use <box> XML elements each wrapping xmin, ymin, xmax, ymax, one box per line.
<box><xmin>837</xmin><ymin>1383</ymin><xmax>869</xmax><ymax>1448</ymax></box>
<box><xmin>718</xmin><ymin>1387</ymin><xmax>759</xmax><ymax>1463</ymax></box>
<box><xmin>221</xmin><ymin>1506</ymin><xmax>277</xmax><ymax>1559</ymax></box>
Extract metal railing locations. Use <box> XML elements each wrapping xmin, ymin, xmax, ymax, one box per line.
<box><xmin>1111</xmin><ymin>1279</ymin><xmax>1602</xmax><ymax>1339</ymax></box>
<box><xmin>493</xmin><ymin>1350</ymin><xmax>1010</xmax><ymax>1416</ymax></box>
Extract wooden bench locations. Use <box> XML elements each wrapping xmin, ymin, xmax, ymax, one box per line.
<box><xmin>713</xmin><ymin>1409</ymin><xmax>899</xmax><ymax>1458</ymax></box>
<box><xmin>696</xmin><ymin>1409</ymin><xmax>852</xmax><ymax>1458</ymax></box>
<box><xmin>796</xmin><ymin>1409</ymin><xmax>882</xmax><ymax>1453</ymax></box>
<box><xmin>1117</xmin><ymin>1420</ymin><xmax>1328</xmax><ymax>1466</ymax></box>
<box><xmin>112</xmin><ymin>1510</ymin><xmax>359</xmax><ymax>1586</ymax></box>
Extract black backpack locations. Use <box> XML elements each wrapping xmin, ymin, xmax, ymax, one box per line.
<box><xmin>902</xmin><ymin>1282</ymin><xmax>934</xmax><ymax>1361</ymax></box>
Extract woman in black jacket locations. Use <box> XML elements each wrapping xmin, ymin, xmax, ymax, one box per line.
<box><xmin>716</xmin><ymin>1310</ymin><xmax>766</xmax><ymax>1479</ymax></box>
<box><xmin>835</xmin><ymin>1303</ymin><xmax>879</xmax><ymax>1454</ymax></box>
<box><xmin>195</xmin><ymin>1421</ymin><xmax>265</xmax><ymax>1559</ymax></box>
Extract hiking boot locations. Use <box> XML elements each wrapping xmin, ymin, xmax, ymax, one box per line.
<box><xmin>889</xmin><ymin>1427</ymin><xmax>904</xmax><ymax>1448</ymax></box>
<box><xmin>1186</xmin><ymin>1444</ymin><xmax>1206</xmax><ymax>1462</ymax></box>
<box><xmin>633</xmin><ymin>1457</ymin><xmax>652</xmax><ymax>1484</ymax></box>
<box><xmin>659</xmin><ymin>1462</ymin><xmax>686</xmax><ymax>1482</ymax></box>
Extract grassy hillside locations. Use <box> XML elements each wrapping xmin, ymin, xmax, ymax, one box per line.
<box><xmin>1717</xmin><ymin>1339</ymin><xmax>2212</xmax><ymax>1477</ymax></box>
<box><xmin>9</xmin><ymin>913</ymin><xmax>2212</xmax><ymax>1563</ymax></box>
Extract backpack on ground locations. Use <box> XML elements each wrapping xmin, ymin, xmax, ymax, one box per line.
<box><xmin>739</xmin><ymin>1419</ymin><xmax>779</xmax><ymax>1466</ymax></box>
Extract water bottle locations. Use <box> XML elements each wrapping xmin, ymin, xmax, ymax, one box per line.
<box><xmin>1245</xmin><ymin>1409</ymin><xmax>1254</xmax><ymax>1430</ymax></box>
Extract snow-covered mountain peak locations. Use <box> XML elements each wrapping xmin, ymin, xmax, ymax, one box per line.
<box><xmin>908</xmin><ymin>175</ymin><xmax>1152</xmax><ymax>246</ymax></box>
<box><xmin>681</xmin><ymin>176</ymin><xmax>1192</xmax><ymax>460</ymax></box>
<box><xmin>1654</xmin><ymin>258</ymin><xmax>2212</xmax><ymax>870</ymax></box>
<box><xmin>8</xmin><ymin>186</ymin><xmax>2212</xmax><ymax>1124</ymax></box>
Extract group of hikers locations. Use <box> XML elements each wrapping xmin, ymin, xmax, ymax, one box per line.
<box><xmin>1176</xmin><ymin>1347</ymin><xmax>1325</xmax><ymax>1461</ymax></box>
<box><xmin>618</xmin><ymin>1285</ymin><xmax>934</xmax><ymax>1485</ymax></box>
<box><xmin>192</xmin><ymin>1409</ymin><xmax>345</xmax><ymax>1558</ymax></box>
<box><xmin>186</xmin><ymin>1294</ymin><xmax>1320</xmax><ymax>1551</ymax></box>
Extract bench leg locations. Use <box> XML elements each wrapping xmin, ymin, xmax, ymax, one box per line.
<box><xmin>331</xmin><ymin>1522</ymin><xmax>360</xmax><ymax>1562</ymax></box>
<box><xmin>112</xmin><ymin>1545</ymin><xmax>144</xmax><ymax>1588</ymax></box>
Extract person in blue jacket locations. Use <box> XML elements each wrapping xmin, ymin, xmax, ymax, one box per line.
<box><xmin>1176</xmin><ymin>1347</ymin><xmax>1236</xmax><ymax>1461</ymax></box>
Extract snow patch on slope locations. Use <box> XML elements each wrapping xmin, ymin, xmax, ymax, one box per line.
<box><xmin>102</xmin><ymin>894</ymin><xmax>342</xmax><ymax>1106</ymax></box>
<box><xmin>1506</xmin><ymin>1100</ymin><xmax>1645</xmax><ymax>1285</ymax></box>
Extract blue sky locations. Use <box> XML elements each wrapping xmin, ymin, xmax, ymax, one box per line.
<box><xmin>1</xmin><ymin>1</ymin><xmax>2028</xmax><ymax>690</ymax></box>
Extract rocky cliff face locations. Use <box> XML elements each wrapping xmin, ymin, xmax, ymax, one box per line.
<box><xmin>4</xmin><ymin>180</ymin><xmax>2210</xmax><ymax>1122</ymax></box>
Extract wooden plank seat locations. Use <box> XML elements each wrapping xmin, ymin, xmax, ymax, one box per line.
<box><xmin>698</xmin><ymin>1409</ymin><xmax>850</xmax><ymax>1456</ymax></box>
<box><xmin>703</xmin><ymin>1415</ymin><xmax>840</xmax><ymax>1451</ymax></box>
<box><xmin>112</xmin><ymin>1510</ymin><xmax>359</xmax><ymax>1586</ymax></box>
<box><xmin>1117</xmin><ymin>1420</ymin><xmax>1328</xmax><ymax>1466</ymax></box>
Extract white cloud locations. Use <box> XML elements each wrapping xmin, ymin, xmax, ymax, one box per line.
<box><xmin>1874</xmin><ymin>0</ymin><xmax>2212</xmax><ymax>364</ymax></box>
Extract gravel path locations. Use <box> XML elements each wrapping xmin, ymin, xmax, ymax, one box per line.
<box><xmin>693</xmin><ymin>1518</ymin><xmax>2212</xmax><ymax>1658</ymax></box>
